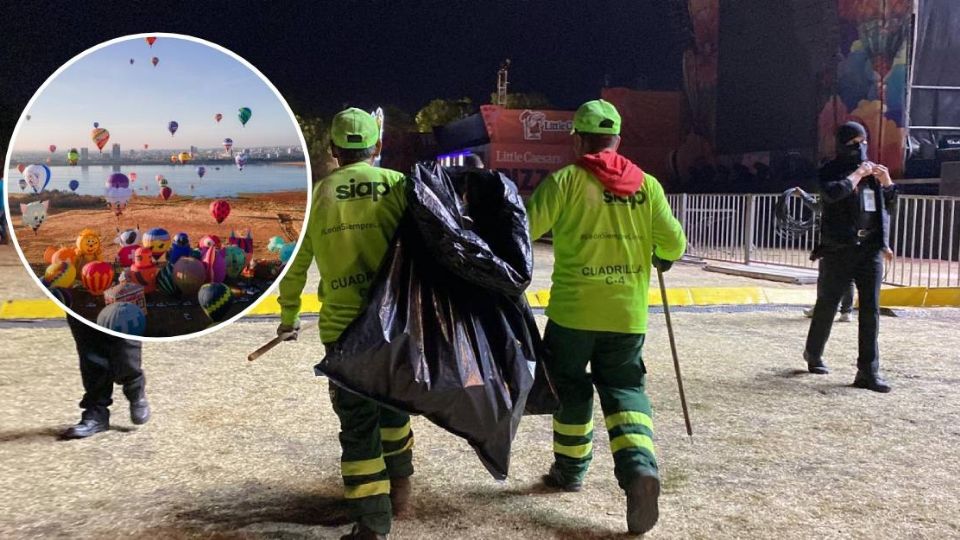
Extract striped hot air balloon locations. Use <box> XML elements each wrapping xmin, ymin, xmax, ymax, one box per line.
<box><xmin>91</xmin><ymin>128</ymin><xmax>110</xmax><ymax>153</ymax></box>
<box><xmin>81</xmin><ymin>261</ymin><xmax>114</xmax><ymax>296</ymax></box>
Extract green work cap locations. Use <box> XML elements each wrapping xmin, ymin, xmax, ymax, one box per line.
<box><xmin>572</xmin><ymin>99</ymin><xmax>621</xmax><ymax>135</ymax></box>
<box><xmin>331</xmin><ymin>107</ymin><xmax>380</xmax><ymax>149</ymax></box>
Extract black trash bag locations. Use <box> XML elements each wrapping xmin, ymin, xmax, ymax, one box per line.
<box><xmin>317</xmin><ymin>162</ymin><xmax>556</xmax><ymax>480</ymax></box>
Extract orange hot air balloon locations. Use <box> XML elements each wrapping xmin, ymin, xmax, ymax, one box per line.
<box><xmin>91</xmin><ymin>128</ymin><xmax>110</xmax><ymax>153</ymax></box>
<box><xmin>43</xmin><ymin>246</ymin><xmax>59</xmax><ymax>264</ymax></box>
<box><xmin>52</xmin><ymin>247</ymin><xmax>78</xmax><ymax>265</ymax></box>
<box><xmin>145</xmin><ymin>36</ymin><xmax>157</xmax><ymax>47</ymax></box>
<box><xmin>81</xmin><ymin>261</ymin><xmax>114</xmax><ymax>296</ymax></box>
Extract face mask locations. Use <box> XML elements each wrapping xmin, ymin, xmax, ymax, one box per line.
<box><xmin>839</xmin><ymin>140</ymin><xmax>868</xmax><ymax>163</ymax></box>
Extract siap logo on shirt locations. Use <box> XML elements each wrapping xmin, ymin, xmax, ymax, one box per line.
<box><xmin>602</xmin><ymin>190</ymin><xmax>647</xmax><ymax>209</ymax></box>
<box><xmin>335</xmin><ymin>178</ymin><xmax>391</xmax><ymax>202</ymax></box>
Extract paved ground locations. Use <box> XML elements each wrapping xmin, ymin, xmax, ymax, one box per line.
<box><xmin>1</xmin><ymin>244</ymin><xmax>959</xmax><ymax>539</ymax></box>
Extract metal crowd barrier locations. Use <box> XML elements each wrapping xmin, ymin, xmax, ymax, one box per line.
<box><xmin>667</xmin><ymin>193</ymin><xmax>960</xmax><ymax>287</ymax></box>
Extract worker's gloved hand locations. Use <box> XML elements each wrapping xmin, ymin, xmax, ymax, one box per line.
<box><xmin>652</xmin><ymin>253</ymin><xmax>675</xmax><ymax>273</ymax></box>
<box><xmin>277</xmin><ymin>319</ymin><xmax>300</xmax><ymax>342</ymax></box>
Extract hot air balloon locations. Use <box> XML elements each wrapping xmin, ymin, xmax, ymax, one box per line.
<box><xmin>97</xmin><ymin>301</ymin><xmax>146</xmax><ymax>335</ymax></box>
<box><xmin>143</xmin><ymin>228</ymin><xmax>171</xmax><ymax>260</ymax></box>
<box><xmin>168</xmin><ymin>233</ymin><xmax>192</xmax><ymax>265</ymax></box>
<box><xmin>214</xmin><ymin>113</ymin><xmax>223</xmax><ymax>123</ymax></box>
<box><xmin>238</xmin><ymin>107</ymin><xmax>252</xmax><ymax>127</ymax></box>
<box><xmin>24</xmin><ymin>164</ymin><xmax>51</xmax><ymax>193</ymax></box>
<box><xmin>67</xmin><ymin>148</ymin><xmax>79</xmax><ymax>166</ymax></box>
<box><xmin>129</xmin><ymin>58</ymin><xmax>134</xmax><ymax>65</ymax></box>
<box><xmin>143</xmin><ymin>143</ymin><xmax>149</xmax><ymax>150</ymax></box>
<box><xmin>196</xmin><ymin>166</ymin><xmax>206</xmax><ymax>179</ymax></box>
<box><xmin>222</xmin><ymin>138</ymin><xmax>233</xmax><ymax>153</ymax></box>
<box><xmin>151</xmin><ymin>57</ymin><xmax>159</xmax><ymax>67</ymax></box>
<box><xmin>130</xmin><ymin>247</ymin><xmax>159</xmax><ymax>293</ymax></box>
<box><xmin>18</xmin><ymin>179</ymin><xmax>26</xmax><ymax>191</ymax></box>
<box><xmin>81</xmin><ymin>261</ymin><xmax>114</xmax><ymax>296</ymax></box>
<box><xmin>223</xmin><ymin>245</ymin><xmax>246</xmax><ymax>279</ymax></box>
<box><xmin>145</xmin><ymin>36</ymin><xmax>157</xmax><ymax>47</ymax></box>
<box><xmin>26</xmin><ymin>115</ymin><xmax>31</xmax><ymax>121</ymax></box>
<box><xmin>234</xmin><ymin>153</ymin><xmax>247</xmax><ymax>171</ymax></box>
<box><xmin>48</xmin><ymin>145</ymin><xmax>57</xmax><ymax>153</ymax></box>
<box><xmin>199</xmin><ymin>282</ymin><xmax>233</xmax><ymax>322</ymax></box>
<box><xmin>173</xmin><ymin>257</ymin><xmax>206</xmax><ymax>297</ymax></box>
<box><xmin>159</xmin><ymin>186</ymin><xmax>173</xmax><ymax>200</ymax></box>
<box><xmin>16</xmin><ymin>163</ymin><xmax>25</xmax><ymax>173</ymax></box>
<box><xmin>104</xmin><ymin>173</ymin><xmax>132</xmax><ymax>217</ymax></box>
<box><xmin>209</xmin><ymin>200</ymin><xmax>231</xmax><ymax>224</ymax></box>
<box><xmin>93</xmin><ymin>122</ymin><xmax>99</xmax><ymax>128</ymax></box>
<box><xmin>43</xmin><ymin>261</ymin><xmax>76</xmax><ymax>288</ymax></box>
<box><xmin>91</xmin><ymin>128</ymin><xmax>110</xmax><ymax>153</ymax></box>
<box><xmin>68</xmin><ymin>179</ymin><xmax>79</xmax><ymax>192</ymax></box>
<box><xmin>155</xmin><ymin>174</ymin><xmax>165</xmax><ymax>185</ymax></box>
<box><xmin>178</xmin><ymin>152</ymin><xmax>191</xmax><ymax>164</ymax></box>
<box><xmin>168</xmin><ymin>120</ymin><xmax>178</xmax><ymax>136</ymax></box>
<box><xmin>129</xmin><ymin>172</ymin><xmax>138</xmax><ymax>182</ymax></box>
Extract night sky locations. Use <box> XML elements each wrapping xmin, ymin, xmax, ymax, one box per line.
<box><xmin>0</xmin><ymin>0</ymin><xmax>682</xmax><ymax>146</ymax></box>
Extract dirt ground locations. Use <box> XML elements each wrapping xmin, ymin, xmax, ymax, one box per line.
<box><xmin>8</xmin><ymin>190</ymin><xmax>307</xmax><ymax>264</ymax></box>
<box><xmin>1</xmin><ymin>244</ymin><xmax>959</xmax><ymax>539</ymax></box>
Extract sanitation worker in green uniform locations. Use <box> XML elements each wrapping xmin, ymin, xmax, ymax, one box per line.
<box><xmin>525</xmin><ymin>99</ymin><xmax>687</xmax><ymax>535</ymax></box>
<box><xmin>278</xmin><ymin>108</ymin><xmax>412</xmax><ymax>540</ymax></box>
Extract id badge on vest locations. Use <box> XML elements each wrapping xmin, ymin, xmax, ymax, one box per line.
<box><xmin>862</xmin><ymin>187</ymin><xmax>876</xmax><ymax>213</ymax></box>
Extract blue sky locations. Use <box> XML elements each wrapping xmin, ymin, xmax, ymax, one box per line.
<box><xmin>14</xmin><ymin>36</ymin><xmax>301</xmax><ymax>151</ymax></box>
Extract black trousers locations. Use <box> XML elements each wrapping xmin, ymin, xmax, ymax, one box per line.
<box><xmin>838</xmin><ymin>283</ymin><xmax>855</xmax><ymax>314</ymax></box>
<box><xmin>804</xmin><ymin>244</ymin><xmax>883</xmax><ymax>375</ymax></box>
<box><xmin>67</xmin><ymin>316</ymin><xmax>145</xmax><ymax>421</ymax></box>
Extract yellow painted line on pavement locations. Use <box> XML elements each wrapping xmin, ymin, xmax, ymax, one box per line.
<box><xmin>4</xmin><ymin>286</ymin><xmax>957</xmax><ymax>321</ymax></box>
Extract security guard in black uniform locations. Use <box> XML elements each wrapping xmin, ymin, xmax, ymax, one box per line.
<box><xmin>804</xmin><ymin>121</ymin><xmax>896</xmax><ymax>393</ymax></box>
<box><xmin>60</xmin><ymin>316</ymin><xmax>150</xmax><ymax>439</ymax></box>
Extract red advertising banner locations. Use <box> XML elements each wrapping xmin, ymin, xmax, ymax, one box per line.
<box><xmin>480</xmin><ymin>105</ymin><xmax>575</xmax><ymax>145</ymax></box>
<box><xmin>486</xmin><ymin>142</ymin><xmax>576</xmax><ymax>195</ymax></box>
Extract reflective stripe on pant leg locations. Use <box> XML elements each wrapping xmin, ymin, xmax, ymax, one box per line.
<box><xmin>380</xmin><ymin>410</ymin><xmax>414</xmax><ymax>478</ymax></box>
<box><xmin>544</xmin><ymin>321</ymin><xmax>597</xmax><ymax>484</ymax></box>
<box><xmin>592</xmin><ymin>333</ymin><xmax>659</xmax><ymax>489</ymax></box>
<box><xmin>329</xmin><ymin>382</ymin><xmax>392</xmax><ymax>534</ymax></box>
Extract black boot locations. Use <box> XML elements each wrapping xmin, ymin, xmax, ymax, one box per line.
<box><xmin>340</xmin><ymin>523</ymin><xmax>386</xmax><ymax>540</ymax></box>
<box><xmin>853</xmin><ymin>372</ymin><xmax>891</xmax><ymax>393</ymax></box>
<box><xmin>804</xmin><ymin>350</ymin><xmax>830</xmax><ymax>375</ymax></box>
<box><xmin>61</xmin><ymin>412</ymin><xmax>109</xmax><ymax>440</ymax></box>
<box><xmin>626</xmin><ymin>472</ymin><xmax>660</xmax><ymax>535</ymax></box>
<box><xmin>542</xmin><ymin>463</ymin><xmax>583</xmax><ymax>492</ymax></box>
<box><xmin>130</xmin><ymin>398</ymin><xmax>151</xmax><ymax>425</ymax></box>
<box><xmin>123</xmin><ymin>379</ymin><xmax>150</xmax><ymax>425</ymax></box>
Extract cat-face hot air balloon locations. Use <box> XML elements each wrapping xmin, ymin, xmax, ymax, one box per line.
<box><xmin>104</xmin><ymin>173</ymin><xmax>132</xmax><ymax>217</ymax></box>
<box><xmin>234</xmin><ymin>153</ymin><xmax>247</xmax><ymax>171</ymax></box>
<box><xmin>159</xmin><ymin>186</ymin><xmax>172</xmax><ymax>200</ymax></box>
<box><xmin>20</xmin><ymin>200</ymin><xmax>49</xmax><ymax>233</ymax></box>
<box><xmin>168</xmin><ymin>120</ymin><xmax>178</xmax><ymax>136</ymax></box>
<box><xmin>209</xmin><ymin>200</ymin><xmax>230</xmax><ymax>224</ymax></box>
<box><xmin>145</xmin><ymin>36</ymin><xmax>157</xmax><ymax>47</ymax></box>
<box><xmin>24</xmin><ymin>164</ymin><xmax>51</xmax><ymax>193</ymax></box>
<box><xmin>196</xmin><ymin>166</ymin><xmax>206</xmax><ymax>179</ymax></box>
<box><xmin>91</xmin><ymin>128</ymin><xmax>110</xmax><ymax>153</ymax></box>
<box><xmin>222</xmin><ymin>138</ymin><xmax>233</xmax><ymax>153</ymax></box>
<box><xmin>238</xmin><ymin>107</ymin><xmax>252</xmax><ymax>127</ymax></box>
<box><xmin>49</xmin><ymin>144</ymin><xmax>57</xmax><ymax>153</ymax></box>
<box><xmin>67</xmin><ymin>148</ymin><xmax>79</xmax><ymax>166</ymax></box>
<box><xmin>214</xmin><ymin>113</ymin><xmax>223</xmax><ymax>123</ymax></box>
<box><xmin>152</xmin><ymin>57</ymin><xmax>159</xmax><ymax>67</ymax></box>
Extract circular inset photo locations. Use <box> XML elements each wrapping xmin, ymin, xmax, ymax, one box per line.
<box><xmin>4</xmin><ymin>33</ymin><xmax>311</xmax><ymax>340</ymax></box>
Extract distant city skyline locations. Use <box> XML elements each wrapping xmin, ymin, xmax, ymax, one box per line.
<box><xmin>12</xmin><ymin>36</ymin><xmax>302</xmax><ymax>152</ymax></box>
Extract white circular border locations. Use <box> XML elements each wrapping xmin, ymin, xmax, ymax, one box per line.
<box><xmin>3</xmin><ymin>32</ymin><xmax>313</xmax><ymax>343</ymax></box>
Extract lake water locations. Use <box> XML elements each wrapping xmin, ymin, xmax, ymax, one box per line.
<box><xmin>7</xmin><ymin>163</ymin><xmax>309</xmax><ymax>198</ymax></box>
